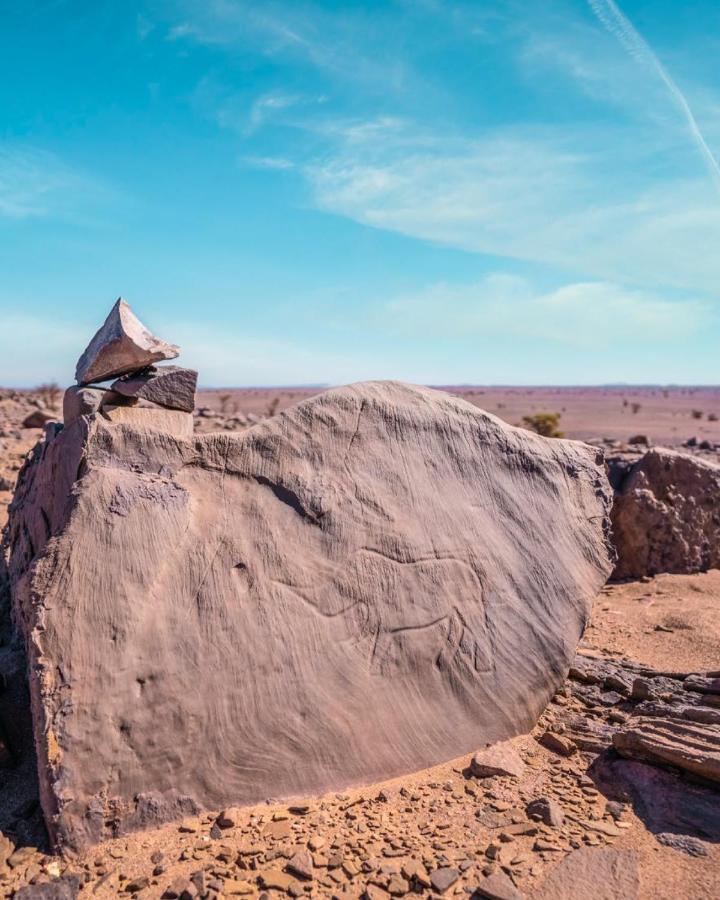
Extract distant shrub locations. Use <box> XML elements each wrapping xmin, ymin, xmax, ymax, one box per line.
<box><xmin>267</xmin><ymin>397</ymin><xmax>280</xmax><ymax>417</ymax></box>
<box><xmin>691</xmin><ymin>409</ymin><xmax>704</xmax><ymax>420</ymax></box>
<box><xmin>708</xmin><ymin>413</ymin><xmax>718</xmax><ymax>422</ymax></box>
<box><xmin>630</xmin><ymin>402</ymin><xmax>641</xmax><ymax>414</ymax></box>
<box><xmin>36</xmin><ymin>381</ymin><xmax>61</xmax><ymax>409</ymax></box>
<box><xmin>522</xmin><ymin>412</ymin><xmax>564</xmax><ymax>438</ymax></box>
<box><xmin>219</xmin><ymin>393</ymin><xmax>236</xmax><ymax>415</ymax></box>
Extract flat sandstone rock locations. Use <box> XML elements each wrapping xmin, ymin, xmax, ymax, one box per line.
<box><xmin>111</xmin><ymin>365</ymin><xmax>198</xmax><ymax>412</ymax></box>
<box><xmin>4</xmin><ymin>381</ymin><xmax>613</xmax><ymax>850</ymax></box>
<box><xmin>613</xmin><ymin>716</ymin><xmax>720</xmax><ymax>783</ymax></box>
<box><xmin>75</xmin><ymin>298</ymin><xmax>180</xmax><ymax>384</ymax></box>
<box><xmin>536</xmin><ymin>848</ymin><xmax>640</xmax><ymax>900</ymax></box>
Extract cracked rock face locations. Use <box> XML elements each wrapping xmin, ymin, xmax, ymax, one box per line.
<box><xmin>3</xmin><ymin>381</ymin><xmax>613</xmax><ymax>851</ymax></box>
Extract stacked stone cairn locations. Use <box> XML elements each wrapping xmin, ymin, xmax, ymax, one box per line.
<box><xmin>63</xmin><ymin>298</ymin><xmax>197</xmax><ymax>436</ymax></box>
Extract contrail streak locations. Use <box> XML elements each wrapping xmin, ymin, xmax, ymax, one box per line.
<box><xmin>588</xmin><ymin>0</ymin><xmax>720</xmax><ymax>190</ymax></box>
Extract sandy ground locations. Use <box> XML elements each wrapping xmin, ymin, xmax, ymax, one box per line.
<box><xmin>587</xmin><ymin>571</ymin><xmax>720</xmax><ymax>673</ymax></box>
<box><xmin>0</xmin><ymin>386</ymin><xmax>719</xmax><ymax>898</ymax></box>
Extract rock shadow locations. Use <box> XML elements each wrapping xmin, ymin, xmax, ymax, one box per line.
<box><xmin>589</xmin><ymin>751</ymin><xmax>720</xmax><ymax>848</ymax></box>
<box><xmin>0</xmin><ymin>549</ymin><xmax>48</xmax><ymax>852</ymax></box>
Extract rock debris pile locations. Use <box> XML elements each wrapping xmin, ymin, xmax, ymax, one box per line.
<box><xmin>2</xmin><ymin>300</ymin><xmax>614</xmax><ymax>854</ymax></box>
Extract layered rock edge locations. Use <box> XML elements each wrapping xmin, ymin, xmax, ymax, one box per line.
<box><xmin>2</xmin><ymin>381</ymin><xmax>613</xmax><ymax>851</ymax></box>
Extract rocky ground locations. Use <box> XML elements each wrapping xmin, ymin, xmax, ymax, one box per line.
<box><xmin>0</xmin><ymin>388</ymin><xmax>718</xmax><ymax>899</ymax></box>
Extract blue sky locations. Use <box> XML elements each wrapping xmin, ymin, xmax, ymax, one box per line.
<box><xmin>1</xmin><ymin>0</ymin><xmax>719</xmax><ymax>386</ymax></box>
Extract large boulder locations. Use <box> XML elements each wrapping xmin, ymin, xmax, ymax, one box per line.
<box><xmin>3</xmin><ymin>382</ymin><xmax>613</xmax><ymax>851</ymax></box>
<box><xmin>610</xmin><ymin>448</ymin><xmax>720</xmax><ymax>579</ymax></box>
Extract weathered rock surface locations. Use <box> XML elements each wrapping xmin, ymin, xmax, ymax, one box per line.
<box><xmin>111</xmin><ymin>365</ymin><xmax>198</xmax><ymax>412</ymax></box>
<box><xmin>3</xmin><ymin>381</ymin><xmax>612</xmax><ymax>850</ymax></box>
<box><xmin>535</xmin><ymin>848</ymin><xmax>639</xmax><ymax>900</ymax></box>
<box><xmin>610</xmin><ymin>448</ymin><xmax>720</xmax><ymax>579</ymax></box>
<box><xmin>99</xmin><ymin>404</ymin><xmax>194</xmax><ymax>437</ymax></box>
<box><xmin>75</xmin><ymin>298</ymin><xmax>180</xmax><ymax>384</ymax></box>
<box><xmin>613</xmin><ymin>716</ymin><xmax>720</xmax><ymax>783</ymax></box>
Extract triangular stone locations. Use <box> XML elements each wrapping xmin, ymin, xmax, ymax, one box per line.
<box><xmin>75</xmin><ymin>298</ymin><xmax>180</xmax><ymax>384</ymax></box>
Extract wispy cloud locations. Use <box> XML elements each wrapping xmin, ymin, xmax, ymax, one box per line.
<box><xmin>244</xmin><ymin>92</ymin><xmax>313</xmax><ymax>135</ymax></box>
<box><xmin>163</xmin><ymin>0</ymin><xmax>416</xmax><ymax>95</ymax></box>
<box><xmin>242</xmin><ymin>156</ymin><xmax>295</xmax><ymax>170</ymax></box>
<box><xmin>0</xmin><ymin>144</ymin><xmax>113</xmax><ymax>222</ymax></box>
<box><xmin>587</xmin><ymin>0</ymin><xmax>720</xmax><ymax>190</ymax></box>
<box><xmin>379</xmin><ymin>274</ymin><xmax>712</xmax><ymax>349</ymax></box>
<box><xmin>302</xmin><ymin>119</ymin><xmax>720</xmax><ymax>292</ymax></box>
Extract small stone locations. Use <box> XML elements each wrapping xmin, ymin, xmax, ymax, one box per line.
<box><xmin>63</xmin><ymin>386</ymin><xmax>111</xmax><ymax>426</ymax></box>
<box><xmin>22</xmin><ymin>409</ymin><xmax>57</xmax><ymax>429</ymax></box>
<box><xmin>125</xmin><ymin>876</ymin><xmax>150</xmax><ymax>892</ymax></box>
<box><xmin>260</xmin><ymin>870</ymin><xmax>295</xmax><ymax>891</ymax></box>
<box><xmin>308</xmin><ymin>835</ymin><xmax>326</xmax><ymax>852</ymax></box>
<box><xmin>216</xmin><ymin>808</ymin><xmax>239</xmax><ymax>829</ymax></box>
<box><xmin>286</xmin><ymin>850</ymin><xmax>314</xmax><ymax>880</ymax></box>
<box><xmin>655</xmin><ymin>833</ymin><xmax>709</xmax><ymax>857</ymax></box>
<box><xmin>526</xmin><ymin>797</ymin><xmax>564</xmax><ymax>827</ymax></box>
<box><xmin>365</xmin><ymin>886</ymin><xmax>390</xmax><ymax>900</ymax></box>
<box><xmin>75</xmin><ymin>298</ymin><xmax>180</xmax><ymax>384</ymax></box>
<box><xmin>162</xmin><ymin>878</ymin><xmax>192</xmax><ymax>899</ymax></box>
<box><xmin>474</xmin><ymin>870</ymin><xmax>524</xmax><ymax>900</ymax></box>
<box><xmin>223</xmin><ymin>879</ymin><xmax>256</xmax><ymax>895</ymax></box>
<box><xmin>579</xmin><ymin>819</ymin><xmax>622</xmax><ymax>837</ymax></box>
<box><xmin>630</xmin><ymin>678</ymin><xmax>657</xmax><ymax>701</ymax></box>
<box><xmin>8</xmin><ymin>846</ymin><xmax>37</xmax><ymax>867</ymax></box>
<box><xmin>470</xmin><ymin>743</ymin><xmax>526</xmax><ymax>779</ymax></box>
<box><xmin>538</xmin><ymin>731</ymin><xmax>577</xmax><ymax>757</ymax></box>
<box><xmin>387</xmin><ymin>875</ymin><xmax>410</xmax><ymax>895</ymax></box>
<box><xmin>342</xmin><ymin>859</ymin><xmax>360</xmax><ymax>877</ymax></box>
<box><xmin>533</xmin><ymin>839</ymin><xmax>561</xmax><ymax>852</ymax></box>
<box><xmin>430</xmin><ymin>867</ymin><xmax>460</xmax><ymax>893</ymax></box>
<box><xmin>14</xmin><ymin>875</ymin><xmax>81</xmax><ymax>900</ymax></box>
<box><xmin>402</xmin><ymin>860</ymin><xmax>430</xmax><ymax>887</ymax></box>
<box><xmin>605</xmin><ymin>801</ymin><xmax>627</xmax><ymax>821</ymax></box>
